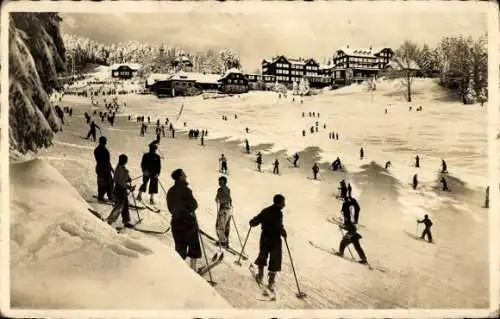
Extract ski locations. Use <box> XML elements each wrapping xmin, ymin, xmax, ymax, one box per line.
<box><xmin>116</xmin><ymin>218</ymin><xmax>144</xmax><ymax>233</ymax></box>
<box><xmin>308</xmin><ymin>240</ymin><xmax>387</xmax><ymax>273</ymax></box>
<box><xmin>136</xmin><ymin>200</ymin><xmax>161</xmax><ymax>213</ymax></box>
<box><xmin>87</xmin><ymin>208</ymin><xmax>105</xmax><ymax>221</ymax></box>
<box><xmin>132</xmin><ymin>227</ymin><xmax>170</xmax><ymax>235</ymax></box>
<box><xmin>403</xmin><ymin>230</ymin><xmax>435</xmax><ymax>245</ymax></box>
<box><xmin>249</xmin><ymin>264</ymin><xmax>276</xmax><ymax>301</ymax></box>
<box><xmin>198</xmin><ymin>229</ymin><xmax>248</xmax><ymax>260</ymax></box>
<box><xmin>89</xmin><ymin>196</ymin><xmax>145</xmax><ymax>210</ymax></box>
<box><xmin>327</xmin><ymin>216</ymin><xmax>366</xmax><ymax>229</ymax></box>
<box><xmin>198</xmin><ymin>252</ymin><xmax>224</xmax><ymax>276</ymax></box>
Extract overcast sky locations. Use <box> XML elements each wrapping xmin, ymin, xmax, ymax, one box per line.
<box><xmin>60</xmin><ymin>2</ymin><xmax>488</xmax><ymax>71</ymax></box>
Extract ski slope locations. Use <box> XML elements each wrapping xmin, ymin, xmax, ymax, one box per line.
<box><xmin>26</xmin><ymin>79</ymin><xmax>489</xmax><ymax>309</ymax></box>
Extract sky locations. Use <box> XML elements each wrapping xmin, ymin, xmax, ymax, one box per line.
<box><xmin>59</xmin><ymin>2</ymin><xmax>488</xmax><ymax>71</ymax></box>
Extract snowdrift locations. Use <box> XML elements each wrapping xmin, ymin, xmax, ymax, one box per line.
<box><xmin>9</xmin><ymin>158</ymin><xmax>231</xmax><ymax>309</ymax></box>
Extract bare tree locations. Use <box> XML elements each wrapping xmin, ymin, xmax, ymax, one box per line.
<box><xmin>395</xmin><ymin>40</ymin><xmax>420</xmax><ymax>102</ymax></box>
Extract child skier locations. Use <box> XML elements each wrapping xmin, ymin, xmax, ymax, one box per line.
<box><xmin>417</xmin><ymin>214</ymin><xmax>433</xmax><ymax>243</ymax></box>
<box><xmin>335</xmin><ymin>222</ymin><xmax>368</xmax><ymax>264</ymax></box>
<box><xmin>106</xmin><ymin>154</ymin><xmax>134</xmax><ymax>228</ymax></box>
<box><xmin>215</xmin><ymin>176</ymin><xmax>233</xmax><ymax>249</ymax></box>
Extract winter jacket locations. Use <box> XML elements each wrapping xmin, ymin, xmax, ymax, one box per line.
<box><xmin>167</xmin><ymin>182</ymin><xmax>198</xmax><ymax>220</ymax></box>
<box><xmin>250</xmin><ymin>204</ymin><xmax>286</xmax><ymax>240</ymax></box>
<box><xmin>141</xmin><ymin>151</ymin><xmax>161</xmax><ymax>176</ymax></box>
<box><xmin>215</xmin><ymin>186</ymin><xmax>232</xmax><ymax>208</ymax></box>
<box><xmin>114</xmin><ymin>164</ymin><xmax>131</xmax><ymax>189</ymax></box>
<box><xmin>94</xmin><ymin>145</ymin><xmax>112</xmax><ymax>174</ymax></box>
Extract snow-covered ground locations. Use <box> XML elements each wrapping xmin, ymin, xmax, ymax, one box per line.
<box><xmin>10</xmin><ymin>78</ymin><xmax>490</xmax><ymax>311</ymax></box>
<box><xmin>9</xmin><ymin>158</ymin><xmax>231</xmax><ymax>310</ymax></box>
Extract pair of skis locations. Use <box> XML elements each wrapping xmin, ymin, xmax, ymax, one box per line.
<box><xmin>197</xmin><ymin>251</ymin><xmax>225</xmax><ymax>276</ymax></box>
<box><xmin>249</xmin><ymin>264</ymin><xmax>277</xmax><ymax>301</ymax></box>
<box><xmin>198</xmin><ymin>229</ymin><xmax>249</xmax><ymax>260</ymax></box>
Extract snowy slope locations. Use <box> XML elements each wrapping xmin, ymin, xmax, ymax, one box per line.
<box><xmin>9</xmin><ymin>158</ymin><xmax>231</xmax><ymax>309</ymax></box>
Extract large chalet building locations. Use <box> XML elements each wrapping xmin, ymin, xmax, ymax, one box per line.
<box><xmin>261</xmin><ymin>56</ymin><xmax>330</xmax><ymax>88</ymax></box>
<box><xmin>332</xmin><ymin>46</ymin><xmax>394</xmax><ymax>85</ymax></box>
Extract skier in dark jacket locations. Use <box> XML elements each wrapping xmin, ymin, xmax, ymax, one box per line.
<box><xmin>335</xmin><ymin>222</ymin><xmax>367</xmax><ymax>264</ymax></box>
<box><xmin>85</xmin><ymin>121</ymin><xmax>101</xmax><ymax>142</ymax></box>
<box><xmin>312</xmin><ymin>163</ymin><xmax>319</xmax><ymax>180</ymax></box>
<box><xmin>341</xmin><ymin>196</ymin><xmax>361</xmax><ymax>224</ymax></box>
<box><xmin>249</xmin><ymin>194</ymin><xmax>287</xmax><ymax>293</ymax></box>
<box><xmin>166</xmin><ymin>169</ymin><xmax>201</xmax><ymax>270</ymax></box>
<box><xmin>417</xmin><ymin>214</ymin><xmax>433</xmax><ymax>243</ymax></box>
<box><xmin>338</xmin><ymin>180</ymin><xmax>347</xmax><ymax>199</ymax></box>
<box><xmin>256</xmin><ymin>152</ymin><xmax>263</xmax><ymax>172</ymax></box>
<box><xmin>273</xmin><ymin>159</ymin><xmax>280</xmax><ymax>175</ymax></box>
<box><xmin>441</xmin><ymin>159</ymin><xmax>448</xmax><ymax>174</ymax></box>
<box><xmin>137</xmin><ymin>143</ymin><xmax>161</xmax><ymax>204</ymax></box>
<box><xmin>412</xmin><ymin>174</ymin><xmax>418</xmax><ymax>190</ymax></box>
<box><xmin>440</xmin><ymin>176</ymin><xmax>449</xmax><ymax>192</ymax></box>
<box><xmin>293</xmin><ymin>153</ymin><xmax>300</xmax><ymax>168</ymax></box>
<box><xmin>93</xmin><ymin>136</ymin><xmax>114</xmax><ymax>201</ymax></box>
<box><xmin>415</xmin><ymin>155</ymin><xmax>420</xmax><ymax>168</ymax></box>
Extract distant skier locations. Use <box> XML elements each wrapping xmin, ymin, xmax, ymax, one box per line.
<box><xmin>312</xmin><ymin>163</ymin><xmax>319</xmax><ymax>180</ymax></box>
<box><xmin>219</xmin><ymin>154</ymin><xmax>228</xmax><ymax>174</ymax></box>
<box><xmin>106</xmin><ymin>154</ymin><xmax>134</xmax><ymax>229</ymax></box>
<box><xmin>412</xmin><ymin>174</ymin><xmax>418</xmax><ymax>190</ymax></box>
<box><xmin>293</xmin><ymin>153</ymin><xmax>299</xmax><ymax>168</ymax></box>
<box><xmin>347</xmin><ymin>183</ymin><xmax>352</xmax><ymax>198</ymax></box>
<box><xmin>245</xmin><ymin>139</ymin><xmax>250</xmax><ymax>154</ymax></box>
<box><xmin>215</xmin><ymin>176</ymin><xmax>233</xmax><ymax>249</ymax></box>
<box><xmin>360</xmin><ymin>147</ymin><xmax>364</xmax><ymax>160</ymax></box>
<box><xmin>415</xmin><ymin>155</ymin><xmax>420</xmax><ymax>168</ymax></box>
<box><xmin>332</xmin><ymin>157</ymin><xmax>342</xmax><ymax>171</ymax></box>
<box><xmin>273</xmin><ymin>159</ymin><xmax>280</xmax><ymax>175</ymax></box>
<box><xmin>93</xmin><ymin>136</ymin><xmax>114</xmax><ymax>202</ymax></box>
<box><xmin>441</xmin><ymin>159</ymin><xmax>448</xmax><ymax>174</ymax></box>
<box><xmin>335</xmin><ymin>222</ymin><xmax>367</xmax><ymax>264</ymax></box>
<box><xmin>85</xmin><ymin>120</ymin><xmax>101</xmax><ymax>142</ymax></box>
<box><xmin>339</xmin><ymin>180</ymin><xmax>347</xmax><ymax>200</ymax></box>
<box><xmin>417</xmin><ymin>214</ymin><xmax>433</xmax><ymax>243</ymax></box>
<box><xmin>336</xmin><ymin>133</ymin><xmax>339</xmax><ymax>140</ymax></box>
<box><xmin>256</xmin><ymin>152</ymin><xmax>263</xmax><ymax>172</ymax></box>
<box><xmin>137</xmin><ymin>143</ymin><xmax>161</xmax><ymax>204</ymax></box>
<box><xmin>484</xmin><ymin>186</ymin><xmax>490</xmax><ymax>208</ymax></box>
<box><xmin>249</xmin><ymin>194</ymin><xmax>288</xmax><ymax>293</ymax></box>
<box><xmin>166</xmin><ymin>169</ymin><xmax>202</xmax><ymax>271</ymax></box>
<box><xmin>440</xmin><ymin>176</ymin><xmax>449</xmax><ymax>192</ymax></box>
<box><xmin>385</xmin><ymin>161</ymin><xmax>392</xmax><ymax>169</ymax></box>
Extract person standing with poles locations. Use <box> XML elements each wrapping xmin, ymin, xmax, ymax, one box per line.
<box><xmin>93</xmin><ymin>136</ymin><xmax>114</xmax><ymax>202</ymax></box>
<box><xmin>166</xmin><ymin>169</ymin><xmax>202</xmax><ymax>271</ymax></box>
<box><xmin>85</xmin><ymin>120</ymin><xmax>101</xmax><ymax>142</ymax></box>
<box><xmin>137</xmin><ymin>142</ymin><xmax>161</xmax><ymax>204</ymax></box>
<box><xmin>219</xmin><ymin>154</ymin><xmax>228</xmax><ymax>175</ymax></box>
<box><xmin>215</xmin><ymin>176</ymin><xmax>233</xmax><ymax>250</ymax></box>
<box><xmin>335</xmin><ymin>222</ymin><xmax>368</xmax><ymax>264</ymax></box>
<box><xmin>249</xmin><ymin>194</ymin><xmax>287</xmax><ymax>294</ymax></box>
<box><xmin>312</xmin><ymin>163</ymin><xmax>319</xmax><ymax>180</ymax></box>
<box><xmin>417</xmin><ymin>214</ymin><xmax>433</xmax><ymax>243</ymax></box>
<box><xmin>106</xmin><ymin>154</ymin><xmax>135</xmax><ymax>228</ymax></box>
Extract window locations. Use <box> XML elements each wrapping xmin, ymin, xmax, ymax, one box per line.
<box><xmin>228</xmin><ymin>79</ymin><xmax>232</xmax><ymax>84</ymax></box>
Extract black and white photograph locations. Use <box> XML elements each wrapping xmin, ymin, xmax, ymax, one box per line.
<box><xmin>2</xmin><ymin>0</ymin><xmax>498</xmax><ymax>317</ymax></box>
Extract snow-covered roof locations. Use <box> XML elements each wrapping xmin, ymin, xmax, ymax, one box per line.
<box><xmin>335</xmin><ymin>46</ymin><xmax>391</xmax><ymax>58</ymax></box>
<box><xmin>146</xmin><ymin>73</ymin><xmax>173</xmax><ymax>86</ymax></box>
<box><xmin>110</xmin><ymin>63</ymin><xmax>142</xmax><ymax>71</ymax></box>
<box><xmin>168</xmin><ymin>71</ymin><xmax>221</xmax><ymax>84</ymax></box>
<box><xmin>220</xmin><ymin>68</ymin><xmax>244</xmax><ymax>80</ymax></box>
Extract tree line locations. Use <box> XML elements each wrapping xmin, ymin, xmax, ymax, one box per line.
<box><xmin>395</xmin><ymin>34</ymin><xmax>487</xmax><ymax>104</ymax></box>
<box><xmin>62</xmin><ymin>34</ymin><xmax>241</xmax><ymax>76</ymax></box>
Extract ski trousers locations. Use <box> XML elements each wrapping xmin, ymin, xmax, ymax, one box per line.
<box><xmin>215</xmin><ymin>206</ymin><xmax>232</xmax><ymax>245</ymax></box>
<box><xmin>139</xmin><ymin>174</ymin><xmax>159</xmax><ymax>194</ymax></box>
<box><xmin>107</xmin><ymin>185</ymin><xmax>130</xmax><ymax>224</ymax></box>
<box><xmin>255</xmin><ymin>236</ymin><xmax>282</xmax><ymax>272</ymax></box>
<box><xmin>339</xmin><ymin>238</ymin><xmax>367</xmax><ymax>261</ymax></box>
<box><xmin>171</xmin><ymin>217</ymin><xmax>202</xmax><ymax>259</ymax></box>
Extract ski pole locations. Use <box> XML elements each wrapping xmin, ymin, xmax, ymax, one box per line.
<box><xmin>230</xmin><ymin>215</ymin><xmax>244</xmax><ymax>249</ymax></box>
<box><xmin>193</xmin><ymin>213</ymin><xmax>216</xmax><ymax>286</ymax></box>
<box><xmin>129</xmin><ymin>186</ymin><xmax>142</xmax><ymax>222</ymax></box>
<box><xmin>284</xmin><ymin>237</ymin><xmax>307</xmax><ymax>299</ymax></box>
<box><xmin>159</xmin><ymin>179</ymin><xmax>168</xmax><ymax>197</ymax></box>
<box><xmin>132</xmin><ymin>175</ymin><xmax>143</xmax><ymax>182</ymax></box>
<box><xmin>235</xmin><ymin>228</ymin><xmax>251</xmax><ymax>266</ymax></box>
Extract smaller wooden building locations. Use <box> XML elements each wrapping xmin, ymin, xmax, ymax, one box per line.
<box><xmin>111</xmin><ymin>63</ymin><xmax>141</xmax><ymax>79</ymax></box>
<box><xmin>218</xmin><ymin>68</ymin><xmax>249</xmax><ymax>94</ymax></box>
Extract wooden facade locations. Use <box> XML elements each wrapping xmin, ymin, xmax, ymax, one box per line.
<box><xmin>261</xmin><ymin>55</ymin><xmax>330</xmax><ymax>88</ymax></box>
<box><xmin>111</xmin><ymin>65</ymin><xmax>136</xmax><ymax>79</ymax></box>
<box><xmin>218</xmin><ymin>69</ymin><xmax>249</xmax><ymax>94</ymax></box>
<box><xmin>332</xmin><ymin>46</ymin><xmax>394</xmax><ymax>85</ymax></box>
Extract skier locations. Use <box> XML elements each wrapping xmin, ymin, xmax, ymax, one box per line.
<box><xmin>484</xmin><ymin>186</ymin><xmax>490</xmax><ymax>208</ymax></box>
<box><xmin>415</xmin><ymin>155</ymin><xmax>420</xmax><ymax>168</ymax></box>
<box><xmin>249</xmin><ymin>194</ymin><xmax>288</xmax><ymax>293</ymax></box>
<box><xmin>360</xmin><ymin>147</ymin><xmax>364</xmax><ymax>160</ymax></box>
<box><xmin>441</xmin><ymin>159</ymin><xmax>448</xmax><ymax>174</ymax></box>
<box><xmin>335</xmin><ymin>222</ymin><xmax>368</xmax><ymax>264</ymax></box>
<box><xmin>106</xmin><ymin>154</ymin><xmax>134</xmax><ymax>228</ymax></box>
<box><xmin>273</xmin><ymin>159</ymin><xmax>280</xmax><ymax>175</ymax></box>
<box><xmin>417</xmin><ymin>214</ymin><xmax>433</xmax><ymax>243</ymax></box>
<box><xmin>215</xmin><ymin>176</ymin><xmax>233</xmax><ymax>249</ymax></box>
<box><xmin>93</xmin><ymin>136</ymin><xmax>114</xmax><ymax>201</ymax></box>
<box><xmin>338</xmin><ymin>180</ymin><xmax>347</xmax><ymax>199</ymax></box>
<box><xmin>293</xmin><ymin>153</ymin><xmax>299</xmax><ymax>168</ymax></box>
<box><xmin>245</xmin><ymin>139</ymin><xmax>250</xmax><ymax>154</ymax></box>
<box><xmin>440</xmin><ymin>176</ymin><xmax>449</xmax><ymax>192</ymax></box>
<box><xmin>341</xmin><ymin>196</ymin><xmax>361</xmax><ymax>224</ymax></box>
<box><xmin>335</xmin><ymin>133</ymin><xmax>339</xmax><ymax>140</ymax></box>
<box><xmin>312</xmin><ymin>163</ymin><xmax>319</xmax><ymax>180</ymax></box>
<box><xmin>85</xmin><ymin>120</ymin><xmax>101</xmax><ymax>142</ymax></box>
<box><xmin>412</xmin><ymin>174</ymin><xmax>418</xmax><ymax>190</ymax></box>
<box><xmin>166</xmin><ymin>169</ymin><xmax>202</xmax><ymax>270</ymax></box>
<box><xmin>347</xmin><ymin>183</ymin><xmax>352</xmax><ymax>198</ymax></box>
<box><xmin>385</xmin><ymin>161</ymin><xmax>392</xmax><ymax>169</ymax></box>
<box><xmin>137</xmin><ymin>143</ymin><xmax>162</xmax><ymax>204</ymax></box>
<box><xmin>219</xmin><ymin>154</ymin><xmax>228</xmax><ymax>174</ymax></box>
<box><xmin>256</xmin><ymin>152</ymin><xmax>263</xmax><ymax>172</ymax></box>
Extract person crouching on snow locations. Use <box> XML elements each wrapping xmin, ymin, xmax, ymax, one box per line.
<box><xmin>166</xmin><ymin>169</ymin><xmax>202</xmax><ymax>271</ymax></box>
<box><xmin>215</xmin><ymin>176</ymin><xmax>233</xmax><ymax>248</ymax></box>
<box><xmin>335</xmin><ymin>222</ymin><xmax>368</xmax><ymax>264</ymax></box>
<box><xmin>106</xmin><ymin>154</ymin><xmax>134</xmax><ymax>228</ymax></box>
<box><xmin>137</xmin><ymin>142</ymin><xmax>161</xmax><ymax>204</ymax></box>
